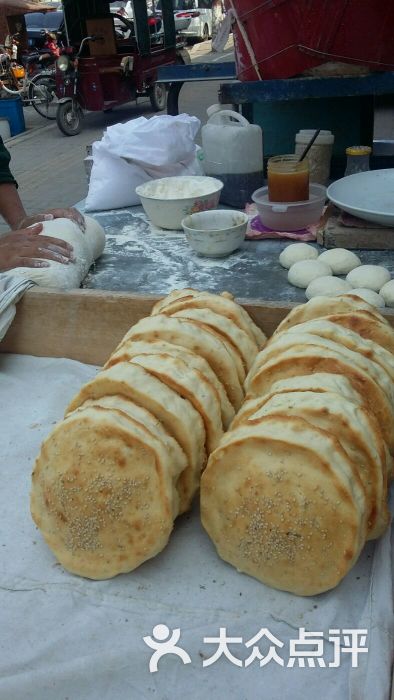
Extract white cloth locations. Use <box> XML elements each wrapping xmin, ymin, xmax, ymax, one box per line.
<box><xmin>0</xmin><ymin>273</ymin><xmax>35</xmax><ymax>341</ymax></box>
<box><xmin>0</xmin><ymin>353</ymin><xmax>393</xmax><ymax>700</ymax></box>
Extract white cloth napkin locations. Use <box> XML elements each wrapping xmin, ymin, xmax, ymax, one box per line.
<box><xmin>0</xmin><ymin>272</ymin><xmax>35</xmax><ymax>341</ymax></box>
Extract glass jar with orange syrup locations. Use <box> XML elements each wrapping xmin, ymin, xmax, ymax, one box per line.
<box><xmin>267</xmin><ymin>155</ymin><xmax>309</xmax><ymax>202</ymax></box>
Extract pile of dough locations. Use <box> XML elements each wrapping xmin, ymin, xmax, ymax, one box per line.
<box><xmin>201</xmin><ymin>293</ymin><xmax>392</xmax><ymax>595</ymax></box>
<box><xmin>12</xmin><ymin>215</ymin><xmax>105</xmax><ymax>289</ymax></box>
<box><xmin>279</xmin><ymin>243</ymin><xmax>318</xmax><ymax>269</ymax></box>
<box><xmin>31</xmin><ymin>287</ymin><xmax>265</xmax><ymax>579</ymax></box>
<box><xmin>280</xmin><ymin>241</ymin><xmax>393</xmax><ymax>307</ymax></box>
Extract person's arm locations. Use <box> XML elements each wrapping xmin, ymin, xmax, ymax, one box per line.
<box><xmin>0</xmin><ymin>182</ymin><xmax>27</xmax><ymax>230</ymax></box>
<box><xmin>0</xmin><ymin>136</ymin><xmax>85</xmax><ymax>231</ymax></box>
<box><xmin>0</xmin><ymin>135</ymin><xmax>26</xmax><ymax>229</ymax></box>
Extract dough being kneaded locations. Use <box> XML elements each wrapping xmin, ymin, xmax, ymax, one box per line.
<box><xmin>12</xmin><ymin>215</ymin><xmax>105</xmax><ymax>289</ymax></box>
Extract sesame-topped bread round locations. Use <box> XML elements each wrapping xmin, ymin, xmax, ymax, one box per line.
<box><xmin>310</xmin><ymin>312</ymin><xmax>394</xmax><ymax>356</ymax></box>
<box><xmin>245</xmin><ymin>346</ymin><xmax>394</xmax><ymax>454</ymax></box>
<box><xmin>31</xmin><ymin>405</ymin><xmax>182</xmax><ymax>579</ymax></box>
<box><xmin>166</xmin><ymin>308</ymin><xmax>258</xmax><ymax>373</ymax></box>
<box><xmin>277</xmin><ymin>318</ymin><xmax>394</xmax><ymax>382</ymax></box>
<box><xmin>151</xmin><ymin>288</ymin><xmax>198</xmax><ymax>314</ymax></box>
<box><xmin>232</xmin><ymin>372</ymin><xmax>365</xmax><ymax>430</ymax></box>
<box><xmin>247</xmin><ymin>333</ymin><xmax>394</xmax><ymax>414</ymax></box>
<box><xmin>273</xmin><ymin>295</ymin><xmax>387</xmax><ymax>336</ymax></box>
<box><xmin>128</xmin><ymin>353</ymin><xmax>224</xmax><ymax>453</ymax></box>
<box><xmin>200</xmin><ymin>415</ymin><xmax>367</xmax><ymax>596</ymax></box>
<box><xmin>151</xmin><ymin>288</ymin><xmax>266</xmax><ymax>347</ymax></box>
<box><xmin>168</xmin><ymin>310</ymin><xmax>247</xmax><ymax>383</ymax></box>
<box><xmin>120</xmin><ymin>314</ymin><xmax>244</xmax><ymax>409</ymax></box>
<box><xmin>105</xmin><ymin>339</ymin><xmax>235</xmax><ymax>429</ymax></box>
<box><xmin>235</xmin><ymin>390</ymin><xmax>389</xmax><ymax>540</ymax></box>
<box><xmin>71</xmin><ymin>395</ymin><xmax>188</xmax><ymax>484</ymax></box>
<box><xmin>66</xmin><ymin>362</ymin><xmax>206</xmax><ymax>514</ymax></box>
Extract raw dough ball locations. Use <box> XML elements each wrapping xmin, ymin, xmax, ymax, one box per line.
<box><xmin>11</xmin><ymin>216</ymin><xmax>105</xmax><ymax>290</ymax></box>
<box><xmin>305</xmin><ymin>275</ymin><xmax>352</xmax><ymax>300</ymax></box>
<box><xmin>279</xmin><ymin>243</ymin><xmax>318</xmax><ymax>269</ymax></box>
<box><xmin>346</xmin><ymin>264</ymin><xmax>391</xmax><ymax>292</ymax></box>
<box><xmin>318</xmin><ymin>248</ymin><xmax>361</xmax><ymax>275</ymax></box>
<box><xmin>344</xmin><ymin>288</ymin><xmax>385</xmax><ymax>308</ymax></box>
<box><xmin>288</xmin><ymin>260</ymin><xmax>332</xmax><ymax>289</ymax></box>
<box><xmin>379</xmin><ymin>279</ymin><xmax>394</xmax><ymax>308</ymax></box>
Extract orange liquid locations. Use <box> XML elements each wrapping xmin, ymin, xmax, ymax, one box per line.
<box><xmin>268</xmin><ymin>169</ymin><xmax>309</xmax><ymax>202</ymax></box>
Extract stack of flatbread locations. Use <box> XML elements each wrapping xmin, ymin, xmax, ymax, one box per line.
<box><xmin>201</xmin><ymin>294</ymin><xmax>394</xmax><ymax>596</ymax></box>
<box><xmin>30</xmin><ymin>288</ymin><xmax>265</xmax><ymax>580</ymax></box>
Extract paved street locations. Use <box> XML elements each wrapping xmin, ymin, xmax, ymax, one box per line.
<box><xmin>1</xmin><ymin>38</ymin><xmax>234</xmax><ymax>233</ymax></box>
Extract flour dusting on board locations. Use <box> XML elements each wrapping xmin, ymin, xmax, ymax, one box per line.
<box><xmin>83</xmin><ymin>209</ymin><xmax>247</xmax><ymax>294</ymax></box>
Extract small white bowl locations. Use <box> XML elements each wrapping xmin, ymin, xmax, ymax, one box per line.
<box><xmin>182</xmin><ymin>209</ymin><xmax>248</xmax><ymax>257</ymax></box>
<box><xmin>136</xmin><ymin>176</ymin><xmax>224</xmax><ymax>230</ymax></box>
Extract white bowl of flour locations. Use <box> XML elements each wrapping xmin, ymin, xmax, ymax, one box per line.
<box><xmin>136</xmin><ymin>176</ymin><xmax>223</xmax><ymax>230</ymax></box>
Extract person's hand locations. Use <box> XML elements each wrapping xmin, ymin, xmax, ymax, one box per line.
<box><xmin>18</xmin><ymin>207</ymin><xmax>86</xmax><ymax>232</ymax></box>
<box><xmin>0</xmin><ymin>224</ymin><xmax>75</xmax><ymax>272</ymax></box>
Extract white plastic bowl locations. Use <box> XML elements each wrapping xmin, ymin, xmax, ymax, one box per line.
<box><xmin>252</xmin><ymin>183</ymin><xmax>326</xmax><ymax>231</ymax></box>
<box><xmin>182</xmin><ymin>209</ymin><xmax>248</xmax><ymax>257</ymax></box>
<box><xmin>136</xmin><ymin>176</ymin><xmax>224</xmax><ymax>230</ymax></box>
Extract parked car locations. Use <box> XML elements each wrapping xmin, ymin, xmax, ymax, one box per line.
<box><xmin>173</xmin><ymin>0</ymin><xmax>213</xmax><ymax>41</ymax></box>
<box><xmin>25</xmin><ymin>11</ymin><xmax>63</xmax><ymax>49</ymax></box>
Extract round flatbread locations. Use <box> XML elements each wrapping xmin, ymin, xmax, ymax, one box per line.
<box><xmin>273</xmin><ymin>295</ymin><xmax>387</xmax><ymax>337</ymax></box>
<box><xmin>201</xmin><ymin>415</ymin><xmax>367</xmax><ymax>596</ymax></box>
<box><xmin>245</xmin><ymin>346</ymin><xmax>394</xmax><ymax>454</ymax></box>
<box><xmin>105</xmin><ymin>339</ymin><xmax>235</xmax><ymax>429</ymax></box>
<box><xmin>279</xmin><ymin>318</ymin><xmax>394</xmax><ymax>383</ymax></box>
<box><xmin>168</xmin><ymin>307</ymin><xmax>257</xmax><ymax>373</ymax></box>
<box><xmin>315</xmin><ymin>312</ymin><xmax>394</xmax><ymax>356</ymax></box>
<box><xmin>120</xmin><ymin>315</ymin><xmax>244</xmax><ymax>409</ymax></box>
<box><xmin>128</xmin><ymin>353</ymin><xmax>223</xmax><ymax>453</ymax></box>
<box><xmin>151</xmin><ymin>290</ymin><xmax>266</xmax><ymax>347</ymax></box>
<box><xmin>249</xmin><ymin>332</ymin><xmax>394</xmax><ymax>414</ymax></box>
<box><xmin>31</xmin><ymin>405</ymin><xmax>179</xmax><ymax>579</ymax></box>
<box><xmin>66</xmin><ymin>362</ymin><xmax>206</xmax><ymax>514</ymax></box>
<box><xmin>71</xmin><ymin>395</ymin><xmax>188</xmax><ymax>488</ymax></box>
<box><xmin>238</xmin><ymin>391</ymin><xmax>389</xmax><ymax>540</ymax></box>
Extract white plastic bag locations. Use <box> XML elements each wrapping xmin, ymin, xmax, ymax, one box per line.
<box><xmin>85</xmin><ymin>114</ymin><xmax>201</xmax><ymax>212</ymax></box>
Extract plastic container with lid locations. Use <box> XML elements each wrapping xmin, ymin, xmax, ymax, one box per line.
<box><xmin>295</xmin><ymin>129</ymin><xmax>334</xmax><ymax>185</ymax></box>
<box><xmin>252</xmin><ymin>183</ymin><xmax>326</xmax><ymax>231</ymax></box>
<box><xmin>202</xmin><ymin>108</ymin><xmax>263</xmax><ymax>208</ymax></box>
<box><xmin>344</xmin><ymin>146</ymin><xmax>371</xmax><ymax>176</ymax></box>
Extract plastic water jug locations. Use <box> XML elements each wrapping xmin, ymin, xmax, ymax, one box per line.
<box><xmin>202</xmin><ymin>109</ymin><xmax>263</xmax><ymax>207</ymax></box>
